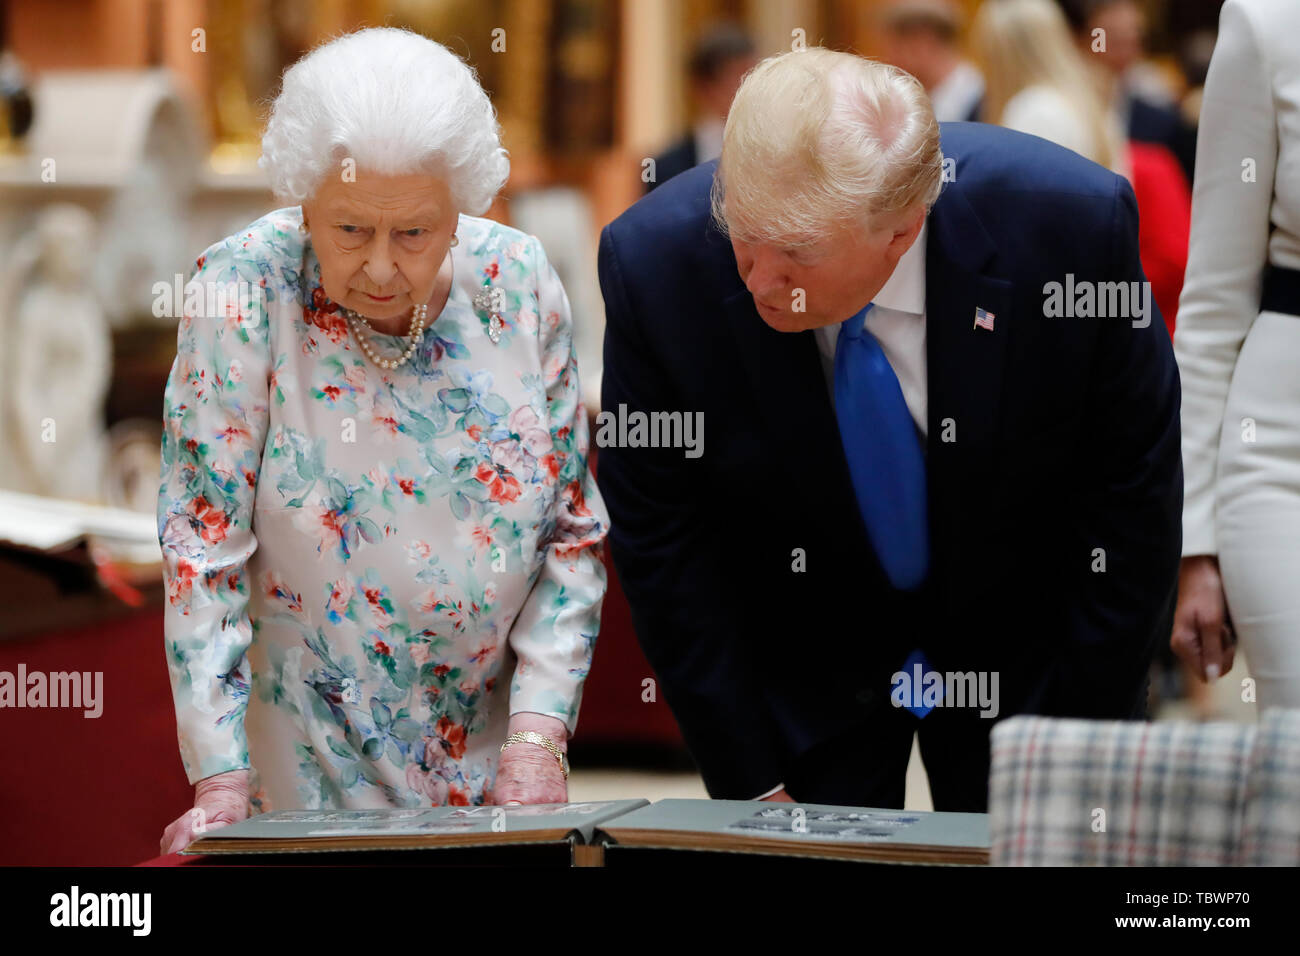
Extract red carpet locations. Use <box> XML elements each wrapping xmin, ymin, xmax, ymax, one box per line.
<box><xmin>0</xmin><ymin>606</ymin><xmax>192</xmax><ymax>865</ymax></box>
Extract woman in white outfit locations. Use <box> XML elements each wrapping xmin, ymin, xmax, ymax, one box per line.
<box><xmin>1172</xmin><ymin>0</ymin><xmax>1300</xmax><ymax>711</ymax></box>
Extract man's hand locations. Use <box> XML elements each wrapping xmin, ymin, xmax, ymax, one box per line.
<box><xmin>159</xmin><ymin>769</ymin><xmax>251</xmax><ymax>855</ymax></box>
<box><xmin>492</xmin><ymin>712</ymin><xmax>568</xmax><ymax>806</ymax></box>
<box><xmin>760</xmin><ymin>788</ymin><xmax>796</xmax><ymax>802</ymax></box>
<box><xmin>1171</xmin><ymin>555</ymin><xmax>1236</xmax><ymax>682</ymax></box>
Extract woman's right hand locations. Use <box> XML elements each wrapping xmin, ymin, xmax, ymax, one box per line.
<box><xmin>159</xmin><ymin>769</ymin><xmax>251</xmax><ymax>855</ymax></box>
<box><xmin>1171</xmin><ymin>555</ymin><xmax>1235</xmax><ymax>682</ymax></box>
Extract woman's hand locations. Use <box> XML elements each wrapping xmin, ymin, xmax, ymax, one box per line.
<box><xmin>159</xmin><ymin>769</ymin><xmax>251</xmax><ymax>855</ymax></box>
<box><xmin>1171</xmin><ymin>555</ymin><xmax>1236</xmax><ymax>682</ymax></box>
<box><xmin>493</xmin><ymin>713</ymin><xmax>568</xmax><ymax>806</ymax></box>
<box><xmin>760</xmin><ymin>788</ymin><xmax>797</xmax><ymax>802</ymax></box>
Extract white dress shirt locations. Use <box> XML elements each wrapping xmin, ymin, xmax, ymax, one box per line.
<box><xmin>752</xmin><ymin>225</ymin><xmax>929</xmax><ymax>802</ymax></box>
<box><xmin>813</xmin><ymin>222</ymin><xmax>929</xmax><ymax>437</ymax></box>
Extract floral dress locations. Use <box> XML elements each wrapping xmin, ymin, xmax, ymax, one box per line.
<box><xmin>157</xmin><ymin>206</ymin><xmax>608</xmax><ymax>810</ymax></box>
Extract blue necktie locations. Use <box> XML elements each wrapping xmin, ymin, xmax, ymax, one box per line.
<box><xmin>833</xmin><ymin>303</ymin><xmax>930</xmax><ymax>591</ymax></box>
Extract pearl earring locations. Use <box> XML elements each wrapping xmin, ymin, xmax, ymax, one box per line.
<box><xmin>450</xmin><ymin>233</ymin><xmax>459</xmax><ymax>247</ymax></box>
<box><xmin>299</xmin><ymin>222</ymin><xmax>309</xmax><ymax>237</ymax></box>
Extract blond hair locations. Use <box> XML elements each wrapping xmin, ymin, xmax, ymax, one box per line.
<box><xmin>710</xmin><ymin>48</ymin><xmax>944</xmax><ymax>248</ymax></box>
<box><xmin>972</xmin><ymin>0</ymin><xmax>1121</xmax><ymax>171</ymax></box>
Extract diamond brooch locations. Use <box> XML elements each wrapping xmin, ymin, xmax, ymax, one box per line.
<box><xmin>473</xmin><ymin>286</ymin><xmax>506</xmax><ymax>344</ymax></box>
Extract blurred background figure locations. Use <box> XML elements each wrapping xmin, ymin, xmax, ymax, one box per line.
<box><xmin>971</xmin><ymin>0</ymin><xmax>1127</xmax><ymax>176</ymax></box>
<box><xmin>1058</xmin><ymin>0</ymin><xmax>1193</xmax><ymax>336</ymax></box>
<box><xmin>1175</xmin><ymin>27</ymin><xmax>1217</xmax><ymax>132</ymax></box>
<box><xmin>1060</xmin><ymin>0</ymin><xmax>1197</xmax><ymax>186</ymax></box>
<box><xmin>0</xmin><ymin>49</ymin><xmax>34</xmax><ymax>140</ymax></box>
<box><xmin>879</xmin><ymin>0</ymin><xmax>983</xmax><ymax>122</ymax></box>
<box><xmin>973</xmin><ymin>0</ymin><xmax>1189</xmax><ymax>339</ymax></box>
<box><xmin>644</xmin><ymin>22</ymin><xmax>756</xmax><ymax>193</ymax></box>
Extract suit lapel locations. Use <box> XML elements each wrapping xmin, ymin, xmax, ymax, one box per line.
<box><xmin>722</xmin><ymin>286</ymin><xmax>868</xmax><ymax>553</ymax></box>
<box><xmin>924</xmin><ymin>184</ymin><xmax>1012</xmax><ymax>477</ymax></box>
<box><xmin>722</xmin><ymin>288</ymin><xmax>846</xmax><ymax>464</ymax></box>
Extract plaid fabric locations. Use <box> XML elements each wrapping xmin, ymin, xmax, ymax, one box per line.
<box><xmin>989</xmin><ymin>715</ymin><xmax>1255</xmax><ymax>866</ymax></box>
<box><xmin>1240</xmin><ymin>708</ymin><xmax>1300</xmax><ymax>865</ymax></box>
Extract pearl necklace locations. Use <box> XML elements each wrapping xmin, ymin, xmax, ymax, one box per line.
<box><xmin>344</xmin><ymin>304</ymin><xmax>429</xmax><ymax>370</ymax></box>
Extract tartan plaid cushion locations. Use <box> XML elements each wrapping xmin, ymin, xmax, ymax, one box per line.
<box><xmin>989</xmin><ymin>715</ymin><xmax>1255</xmax><ymax>866</ymax></box>
<box><xmin>1240</xmin><ymin>708</ymin><xmax>1300</xmax><ymax>865</ymax></box>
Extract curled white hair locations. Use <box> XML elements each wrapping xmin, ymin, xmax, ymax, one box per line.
<box><xmin>712</xmin><ymin>48</ymin><xmax>944</xmax><ymax>247</ymax></box>
<box><xmin>259</xmin><ymin>27</ymin><xmax>509</xmax><ymax>214</ymax></box>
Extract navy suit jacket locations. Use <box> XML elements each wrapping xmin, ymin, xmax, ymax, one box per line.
<box><xmin>596</xmin><ymin>122</ymin><xmax>1182</xmax><ymax>799</ymax></box>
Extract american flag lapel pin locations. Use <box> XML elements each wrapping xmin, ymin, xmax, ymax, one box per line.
<box><xmin>973</xmin><ymin>306</ymin><xmax>996</xmax><ymax>331</ymax></box>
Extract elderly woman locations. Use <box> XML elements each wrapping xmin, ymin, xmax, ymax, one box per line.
<box><xmin>158</xmin><ymin>27</ymin><xmax>608</xmax><ymax>853</ymax></box>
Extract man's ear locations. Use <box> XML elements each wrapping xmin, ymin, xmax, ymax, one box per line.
<box><xmin>887</xmin><ymin>207</ymin><xmax>926</xmax><ymax>258</ymax></box>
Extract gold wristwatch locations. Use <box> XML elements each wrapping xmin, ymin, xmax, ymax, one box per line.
<box><xmin>500</xmin><ymin>731</ymin><xmax>569</xmax><ymax>777</ymax></box>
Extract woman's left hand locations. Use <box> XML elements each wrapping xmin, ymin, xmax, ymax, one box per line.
<box><xmin>493</xmin><ymin>713</ymin><xmax>569</xmax><ymax>805</ymax></box>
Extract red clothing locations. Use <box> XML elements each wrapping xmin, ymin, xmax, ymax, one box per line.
<box><xmin>1127</xmin><ymin>141</ymin><xmax>1192</xmax><ymax>338</ymax></box>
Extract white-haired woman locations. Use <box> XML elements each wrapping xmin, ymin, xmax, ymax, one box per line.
<box><xmin>971</xmin><ymin>0</ymin><xmax>1129</xmax><ymax>178</ymax></box>
<box><xmin>158</xmin><ymin>27</ymin><xmax>608</xmax><ymax>853</ymax></box>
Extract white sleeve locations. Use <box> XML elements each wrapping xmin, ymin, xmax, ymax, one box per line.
<box><xmin>157</xmin><ymin>236</ymin><xmax>273</xmax><ymax>784</ymax></box>
<box><xmin>506</xmin><ymin>236</ymin><xmax>610</xmax><ymax>736</ymax></box>
<box><xmin>1173</xmin><ymin>0</ymin><xmax>1277</xmax><ymax>556</ymax></box>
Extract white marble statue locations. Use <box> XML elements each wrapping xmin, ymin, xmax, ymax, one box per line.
<box><xmin>1</xmin><ymin>203</ymin><xmax>112</xmax><ymax>503</ymax></box>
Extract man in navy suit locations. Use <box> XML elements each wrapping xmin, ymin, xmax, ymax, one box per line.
<box><xmin>596</xmin><ymin>50</ymin><xmax>1181</xmax><ymax>810</ymax></box>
